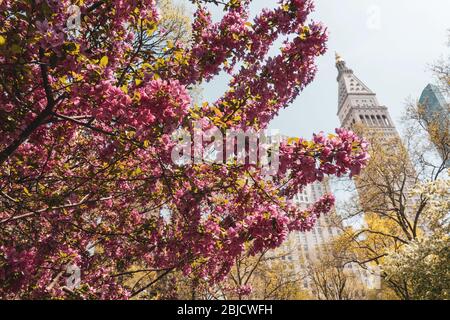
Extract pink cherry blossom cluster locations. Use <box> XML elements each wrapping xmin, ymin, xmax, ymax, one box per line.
<box><xmin>278</xmin><ymin>128</ymin><xmax>370</xmax><ymax>197</ymax></box>
<box><xmin>137</xmin><ymin>79</ymin><xmax>192</xmax><ymax>134</ymax></box>
<box><xmin>0</xmin><ymin>0</ymin><xmax>369</xmax><ymax>299</ymax></box>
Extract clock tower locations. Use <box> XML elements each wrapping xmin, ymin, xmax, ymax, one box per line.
<box><xmin>335</xmin><ymin>53</ymin><xmax>398</xmax><ymax>139</ymax></box>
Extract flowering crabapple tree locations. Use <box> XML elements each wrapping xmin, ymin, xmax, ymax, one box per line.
<box><xmin>0</xmin><ymin>0</ymin><xmax>369</xmax><ymax>299</ymax></box>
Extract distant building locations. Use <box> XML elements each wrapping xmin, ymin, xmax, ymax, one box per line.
<box><xmin>270</xmin><ymin>180</ymin><xmax>374</xmax><ymax>297</ymax></box>
<box><xmin>420</xmin><ymin>84</ymin><xmax>448</xmax><ymax>116</ymax></box>
<box><xmin>419</xmin><ymin>84</ymin><xmax>450</xmax><ymax>167</ymax></box>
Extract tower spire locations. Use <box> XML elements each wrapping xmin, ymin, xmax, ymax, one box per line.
<box><xmin>335</xmin><ymin>51</ymin><xmax>352</xmax><ymax>80</ymax></box>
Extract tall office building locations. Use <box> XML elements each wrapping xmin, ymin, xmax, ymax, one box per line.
<box><xmin>271</xmin><ymin>55</ymin><xmax>412</xmax><ymax>298</ymax></box>
<box><xmin>333</xmin><ymin>54</ymin><xmax>422</xmax><ymax>297</ymax></box>
<box><xmin>419</xmin><ymin>84</ymin><xmax>449</xmax><ymax>167</ymax></box>
<box><xmin>420</xmin><ymin>84</ymin><xmax>448</xmax><ymax>114</ymax></box>
<box><xmin>335</xmin><ymin>53</ymin><xmax>399</xmax><ymax>137</ymax></box>
<box><xmin>335</xmin><ymin>52</ymin><xmax>417</xmax><ymax>189</ymax></box>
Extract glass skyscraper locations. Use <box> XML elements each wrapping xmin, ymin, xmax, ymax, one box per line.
<box><xmin>419</xmin><ymin>84</ymin><xmax>449</xmax><ymax>167</ymax></box>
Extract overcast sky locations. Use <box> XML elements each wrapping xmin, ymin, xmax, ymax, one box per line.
<box><xmin>181</xmin><ymin>0</ymin><xmax>450</xmax><ymax>138</ymax></box>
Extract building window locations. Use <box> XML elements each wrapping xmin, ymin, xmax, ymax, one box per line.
<box><xmin>376</xmin><ymin>115</ymin><xmax>383</xmax><ymax>126</ymax></box>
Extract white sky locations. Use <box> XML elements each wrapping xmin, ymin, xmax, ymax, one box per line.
<box><xmin>180</xmin><ymin>0</ymin><xmax>449</xmax><ymax>138</ymax></box>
